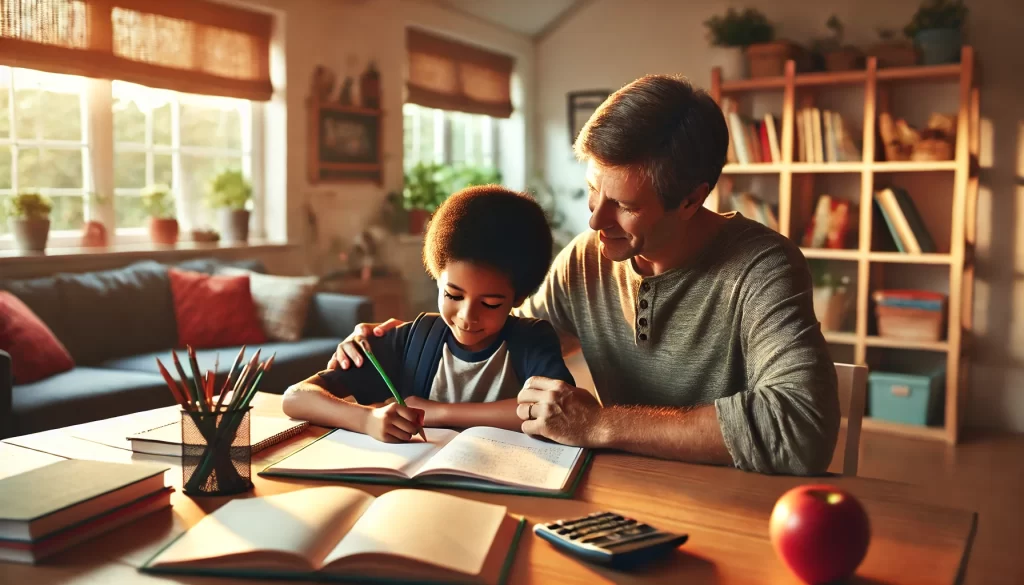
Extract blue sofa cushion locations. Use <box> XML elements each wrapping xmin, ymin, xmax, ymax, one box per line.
<box><xmin>56</xmin><ymin>261</ymin><xmax>179</xmax><ymax>365</ymax></box>
<box><xmin>98</xmin><ymin>338</ymin><xmax>341</xmax><ymax>396</ymax></box>
<box><xmin>176</xmin><ymin>258</ymin><xmax>267</xmax><ymax>275</ymax></box>
<box><xmin>11</xmin><ymin>367</ymin><xmax>176</xmax><ymax>436</ymax></box>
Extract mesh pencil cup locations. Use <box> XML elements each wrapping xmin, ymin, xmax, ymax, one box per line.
<box><xmin>180</xmin><ymin>407</ymin><xmax>253</xmax><ymax>496</ymax></box>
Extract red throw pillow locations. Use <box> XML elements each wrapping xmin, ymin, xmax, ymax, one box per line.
<box><xmin>0</xmin><ymin>291</ymin><xmax>75</xmax><ymax>384</ymax></box>
<box><xmin>168</xmin><ymin>268</ymin><xmax>267</xmax><ymax>349</ymax></box>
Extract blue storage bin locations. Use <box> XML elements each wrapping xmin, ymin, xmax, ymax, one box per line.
<box><xmin>868</xmin><ymin>367</ymin><xmax>945</xmax><ymax>426</ymax></box>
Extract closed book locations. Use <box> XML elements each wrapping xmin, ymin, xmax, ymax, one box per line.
<box><xmin>0</xmin><ymin>459</ymin><xmax>168</xmax><ymax>542</ymax></box>
<box><xmin>128</xmin><ymin>416</ymin><xmax>309</xmax><ymax>457</ymax></box>
<box><xmin>141</xmin><ymin>486</ymin><xmax>525</xmax><ymax>585</ymax></box>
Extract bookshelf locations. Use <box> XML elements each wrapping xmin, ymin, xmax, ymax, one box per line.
<box><xmin>709</xmin><ymin>46</ymin><xmax>979</xmax><ymax>444</ymax></box>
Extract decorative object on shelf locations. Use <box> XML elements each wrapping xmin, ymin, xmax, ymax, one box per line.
<box><xmin>817</xmin><ymin>15</ymin><xmax>864</xmax><ymax>72</ymax></box>
<box><xmin>308</xmin><ymin>102</ymin><xmax>382</xmax><ymax>184</ymax></box>
<box><xmin>80</xmin><ymin>191</ymin><xmax>109</xmax><ymax>248</ymax></box>
<box><xmin>205</xmin><ymin>169</ymin><xmax>252</xmax><ymax>244</ymax></box>
<box><xmin>811</xmin><ymin>267</ymin><xmax>853</xmax><ymax>333</ymax></box>
<box><xmin>704</xmin><ymin>8</ymin><xmax>808</xmax><ymax>78</ymax></box>
<box><xmin>141</xmin><ymin>184</ymin><xmax>179</xmax><ymax>246</ymax></box>
<box><xmin>567</xmin><ymin>90</ymin><xmax>610</xmax><ymax>146</ymax></box>
<box><xmin>360</xmin><ymin>61</ymin><xmax>381</xmax><ymax>109</ymax></box>
<box><xmin>338</xmin><ymin>76</ymin><xmax>354</xmax><ymax>106</ymax></box>
<box><xmin>4</xmin><ymin>191</ymin><xmax>52</xmax><ymax>252</ymax></box>
<box><xmin>878</xmin><ymin>112</ymin><xmax>955</xmax><ymax>162</ymax></box>
<box><xmin>703</xmin><ymin>7</ymin><xmax>773</xmax><ymax>80</ymax></box>
<box><xmin>904</xmin><ymin>0</ymin><xmax>967</xmax><ymax>64</ymax></box>
<box><xmin>868</xmin><ymin>366</ymin><xmax>946</xmax><ymax>426</ymax></box>
<box><xmin>310</xmin><ymin>65</ymin><xmax>336</xmax><ymax>101</ymax></box>
<box><xmin>868</xmin><ymin>29</ymin><xmax>919</xmax><ymax>68</ymax></box>
<box><xmin>191</xmin><ymin>227</ymin><xmax>220</xmax><ymax>243</ymax></box>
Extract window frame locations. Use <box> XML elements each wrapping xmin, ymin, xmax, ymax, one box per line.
<box><xmin>0</xmin><ymin>67</ymin><xmax>263</xmax><ymax>250</ymax></box>
<box><xmin>402</xmin><ymin>102</ymin><xmax>500</xmax><ymax>172</ymax></box>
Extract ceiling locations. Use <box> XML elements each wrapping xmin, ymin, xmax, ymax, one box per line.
<box><xmin>431</xmin><ymin>0</ymin><xmax>585</xmax><ymax>37</ymax></box>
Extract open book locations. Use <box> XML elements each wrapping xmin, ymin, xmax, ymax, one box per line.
<box><xmin>141</xmin><ymin>486</ymin><xmax>524</xmax><ymax>585</ymax></box>
<box><xmin>259</xmin><ymin>426</ymin><xmax>589</xmax><ymax>498</ymax></box>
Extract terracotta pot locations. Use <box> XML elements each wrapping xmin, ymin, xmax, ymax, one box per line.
<box><xmin>868</xmin><ymin>42</ymin><xmax>919</xmax><ymax>68</ymax></box>
<box><xmin>745</xmin><ymin>41</ymin><xmax>806</xmax><ymax>78</ymax></box>
<box><xmin>824</xmin><ymin>47</ymin><xmax>864</xmax><ymax>72</ymax></box>
<box><xmin>408</xmin><ymin>209</ymin><xmax>430</xmax><ymax>235</ymax></box>
<box><xmin>9</xmin><ymin>218</ymin><xmax>50</xmax><ymax>252</ymax></box>
<box><xmin>219</xmin><ymin>208</ymin><xmax>250</xmax><ymax>244</ymax></box>
<box><xmin>148</xmin><ymin>217</ymin><xmax>180</xmax><ymax>246</ymax></box>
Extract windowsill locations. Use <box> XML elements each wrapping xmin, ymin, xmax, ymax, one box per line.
<box><xmin>0</xmin><ymin>239</ymin><xmax>298</xmax><ymax>265</ymax></box>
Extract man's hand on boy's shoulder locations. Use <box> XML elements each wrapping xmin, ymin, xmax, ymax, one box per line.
<box><xmin>328</xmin><ymin>318</ymin><xmax>407</xmax><ymax>370</ymax></box>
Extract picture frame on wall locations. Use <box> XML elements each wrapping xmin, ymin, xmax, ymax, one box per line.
<box><xmin>308</xmin><ymin>100</ymin><xmax>383</xmax><ymax>184</ymax></box>
<box><xmin>567</xmin><ymin>90</ymin><xmax>611</xmax><ymax>146</ymax></box>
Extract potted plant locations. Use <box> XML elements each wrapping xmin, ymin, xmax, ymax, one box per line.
<box><xmin>141</xmin><ymin>183</ymin><xmax>179</xmax><ymax>246</ymax></box>
<box><xmin>704</xmin><ymin>8</ymin><xmax>803</xmax><ymax>78</ymax></box>
<box><xmin>817</xmin><ymin>16</ymin><xmax>864</xmax><ymax>72</ymax></box>
<box><xmin>205</xmin><ymin>169</ymin><xmax>252</xmax><ymax>244</ymax></box>
<box><xmin>868</xmin><ymin>28</ymin><xmax>919</xmax><ymax>68</ymax></box>
<box><xmin>903</xmin><ymin>0</ymin><xmax>967</xmax><ymax>64</ymax></box>
<box><xmin>4</xmin><ymin>191</ymin><xmax>52</xmax><ymax>252</ymax></box>
<box><xmin>401</xmin><ymin>162</ymin><xmax>452</xmax><ymax>235</ymax></box>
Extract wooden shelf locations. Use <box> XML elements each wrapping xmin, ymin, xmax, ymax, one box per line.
<box><xmin>710</xmin><ymin>46</ymin><xmax>976</xmax><ymax>445</ymax></box>
<box><xmin>868</xmin><ymin>252</ymin><xmax>953</xmax><ymax>265</ymax></box>
<box><xmin>862</xmin><ymin>417</ymin><xmax>948</xmax><ymax>441</ymax></box>
<box><xmin>872</xmin><ymin>161</ymin><xmax>957</xmax><ymax>172</ymax></box>
<box><xmin>824</xmin><ymin>331</ymin><xmax>858</xmax><ymax>345</ymax></box>
<box><xmin>801</xmin><ymin>248</ymin><xmax>860</xmax><ymax>261</ymax></box>
<box><xmin>721</xmin><ymin>163</ymin><xmax>782</xmax><ymax>174</ymax></box>
<box><xmin>865</xmin><ymin>336</ymin><xmax>950</xmax><ymax>352</ymax></box>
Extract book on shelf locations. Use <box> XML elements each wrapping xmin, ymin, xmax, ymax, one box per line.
<box><xmin>795</xmin><ymin>107</ymin><xmax>861</xmax><ymax>163</ymax></box>
<box><xmin>801</xmin><ymin>194</ymin><xmax>853</xmax><ymax>249</ymax></box>
<box><xmin>721</xmin><ymin>97</ymin><xmax>779</xmax><ymax>164</ymax></box>
<box><xmin>141</xmin><ymin>486</ymin><xmax>525</xmax><ymax>585</ymax></box>
<box><xmin>128</xmin><ymin>416</ymin><xmax>309</xmax><ymax>457</ymax></box>
<box><xmin>0</xmin><ymin>460</ymin><xmax>172</xmax><ymax>564</ymax></box>
<box><xmin>731</xmin><ymin>192</ymin><xmax>778</xmax><ymax>231</ymax></box>
<box><xmin>259</xmin><ymin>426</ymin><xmax>590</xmax><ymax>498</ymax></box>
<box><xmin>873</xmin><ymin>187</ymin><xmax>936</xmax><ymax>254</ymax></box>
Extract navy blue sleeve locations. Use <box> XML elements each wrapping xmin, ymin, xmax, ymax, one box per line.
<box><xmin>508</xmin><ymin>318</ymin><xmax>576</xmax><ymax>386</ymax></box>
<box><xmin>315</xmin><ymin>322</ymin><xmax>412</xmax><ymax>405</ymax></box>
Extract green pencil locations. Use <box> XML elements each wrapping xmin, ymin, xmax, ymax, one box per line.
<box><xmin>362</xmin><ymin>344</ymin><xmax>427</xmax><ymax>442</ymax></box>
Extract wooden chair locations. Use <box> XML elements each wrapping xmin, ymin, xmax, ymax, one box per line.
<box><xmin>833</xmin><ymin>362</ymin><xmax>868</xmax><ymax>476</ymax></box>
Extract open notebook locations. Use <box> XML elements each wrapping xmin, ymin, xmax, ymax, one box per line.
<box><xmin>141</xmin><ymin>486</ymin><xmax>524</xmax><ymax>585</ymax></box>
<box><xmin>259</xmin><ymin>426</ymin><xmax>590</xmax><ymax>498</ymax></box>
<box><xmin>128</xmin><ymin>416</ymin><xmax>308</xmax><ymax>457</ymax></box>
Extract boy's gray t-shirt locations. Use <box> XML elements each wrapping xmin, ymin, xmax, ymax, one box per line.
<box><xmin>515</xmin><ymin>213</ymin><xmax>841</xmax><ymax>475</ymax></box>
<box><xmin>428</xmin><ymin>341</ymin><xmax>522</xmax><ymax>403</ymax></box>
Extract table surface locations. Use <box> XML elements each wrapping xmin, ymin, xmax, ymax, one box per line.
<box><xmin>0</xmin><ymin>393</ymin><xmax>977</xmax><ymax>585</ymax></box>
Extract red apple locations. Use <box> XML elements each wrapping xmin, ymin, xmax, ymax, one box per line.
<box><xmin>769</xmin><ymin>484</ymin><xmax>871</xmax><ymax>584</ymax></box>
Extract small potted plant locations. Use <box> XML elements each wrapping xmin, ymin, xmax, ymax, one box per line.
<box><xmin>205</xmin><ymin>169</ymin><xmax>252</xmax><ymax>244</ymax></box>
<box><xmin>401</xmin><ymin>162</ymin><xmax>452</xmax><ymax>235</ymax></box>
<box><xmin>704</xmin><ymin>8</ymin><xmax>803</xmax><ymax>78</ymax></box>
<box><xmin>818</xmin><ymin>16</ymin><xmax>864</xmax><ymax>72</ymax></box>
<box><xmin>903</xmin><ymin>0</ymin><xmax>968</xmax><ymax>65</ymax></box>
<box><xmin>4</xmin><ymin>191</ymin><xmax>52</xmax><ymax>252</ymax></box>
<box><xmin>141</xmin><ymin>183</ymin><xmax>179</xmax><ymax>246</ymax></box>
<box><xmin>868</xmin><ymin>28</ymin><xmax>920</xmax><ymax>68</ymax></box>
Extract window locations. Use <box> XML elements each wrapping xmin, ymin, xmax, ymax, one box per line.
<box><xmin>0</xmin><ymin>67</ymin><xmax>89</xmax><ymax>235</ymax></box>
<box><xmin>0</xmin><ymin>66</ymin><xmax>257</xmax><ymax>245</ymax></box>
<box><xmin>113</xmin><ymin>82</ymin><xmax>252</xmax><ymax>232</ymax></box>
<box><xmin>402</xmin><ymin>103</ymin><xmax>498</xmax><ymax>171</ymax></box>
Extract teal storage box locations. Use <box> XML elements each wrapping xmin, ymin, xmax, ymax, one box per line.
<box><xmin>868</xmin><ymin>368</ymin><xmax>945</xmax><ymax>426</ymax></box>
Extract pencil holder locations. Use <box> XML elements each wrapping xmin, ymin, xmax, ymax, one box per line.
<box><xmin>181</xmin><ymin>407</ymin><xmax>253</xmax><ymax>496</ymax></box>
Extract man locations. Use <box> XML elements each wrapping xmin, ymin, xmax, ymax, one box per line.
<box><xmin>331</xmin><ymin>74</ymin><xmax>839</xmax><ymax>475</ymax></box>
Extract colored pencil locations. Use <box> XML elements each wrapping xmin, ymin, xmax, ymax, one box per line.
<box><xmin>156</xmin><ymin>358</ymin><xmax>191</xmax><ymax>410</ymax></box>
<box><xmin>363</xmin><ymin>345</ymin><xmax>427</xmax><ymax>442</ymax></box>
<box><xmin>170</xmin><ymin>350</ymin><xmax>194</xmax><ymax>405</ymax></box>
<box><xmin>214</xmin><ymin>346</ymin><xmax>246</xmax><ymax>411</ymax></box>
<box><xmin>186</xmin><ymin>346</ymin><xmax>210</xmax><ymax>414</ymax></box>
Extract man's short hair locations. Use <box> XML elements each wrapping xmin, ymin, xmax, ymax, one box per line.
<box><xmin>574</xmin><ymin>74</ymin><xmax>729</xmax><ymax>210</ymax></box>
<box><xmin>423</xmin><ymin>185</ymin><xmax>553</xmax><ymax>300</ymax></box>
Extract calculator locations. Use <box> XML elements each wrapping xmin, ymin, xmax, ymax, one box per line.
<box><xmin>533</xmin><ymin>511</ymin><xmax>689</xmax><ymax>569</ymax></box>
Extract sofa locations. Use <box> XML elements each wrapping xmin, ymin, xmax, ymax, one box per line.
<box><xmin>0</xmin><ymin>258</ymin><xmax>372</xmax><ymax>439</ymax></box>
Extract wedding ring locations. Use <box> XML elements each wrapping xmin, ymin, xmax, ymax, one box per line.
<box><xmin>528</xmin><ymin>403</ymin><xmax>534</xmax><ymax>419</ymax></box>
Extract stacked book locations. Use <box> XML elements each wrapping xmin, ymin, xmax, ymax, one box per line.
<box><xmin>0</xmin><ymin>460</ymin><xmax>171</xmax><ymax>564</ymax></box>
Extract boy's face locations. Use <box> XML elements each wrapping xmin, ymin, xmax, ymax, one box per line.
<box><xmin>437</xmin><ymin>261</ymin><xmax>517</xmax><ymax>352</ymax></box>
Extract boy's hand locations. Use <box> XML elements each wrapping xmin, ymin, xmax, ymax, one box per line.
<box><xmin>363</xmin><ymin>402</ymin><xmax>425</xmax><ymax>443</ymax></box>
<box><xmin>328</xmin><ymin>318</ymin><xmax>406</xmax><ymax>370</ymax></box>
<box><xmin>386</xmin><ymin>395</ymin><xmax>446</xmax><ymax>427</ymax></box>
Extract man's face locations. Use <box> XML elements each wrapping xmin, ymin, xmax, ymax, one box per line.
<box><xmin>586</xmin><ymin>160</ymin><xmax>676</xmax><ymax>262</ymax></box>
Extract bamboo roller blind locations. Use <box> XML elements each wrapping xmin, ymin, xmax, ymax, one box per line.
<box><xmin>0</xmin><ymin>0</ymin><xmax>273</xmax><ymax>100</ymax></box>
<box><xmin>406</xmin><ymin>27</ymin><xmax>514</xmax><ymax>118</ymax></box>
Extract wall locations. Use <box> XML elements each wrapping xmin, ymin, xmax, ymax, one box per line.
<box><xmin>239</xmin><ymin>0</ymin><xmax>534</xmax><ymax>302</ymax></box>
<box><xmin>536</xmin><ymin>0</ymin><xmax>1024</xmax><ymax>432</ymax></box>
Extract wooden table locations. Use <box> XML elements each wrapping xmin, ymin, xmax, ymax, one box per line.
<box><xmin>0</xmin><ymin>394</ymin><xmax>977</xmax><ymax>584</ymax></box>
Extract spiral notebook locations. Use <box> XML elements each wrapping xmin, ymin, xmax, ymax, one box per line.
<box><xmin>128</xmin><ymin>417</ymin><xmax>309</xmax><ymax>457</ymax></box>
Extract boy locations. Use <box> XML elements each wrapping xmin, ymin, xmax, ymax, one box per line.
<box><xmin>282</xmin><ymin>185</ymin><xmax>575</xmax><ymax>443</ymax></box>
